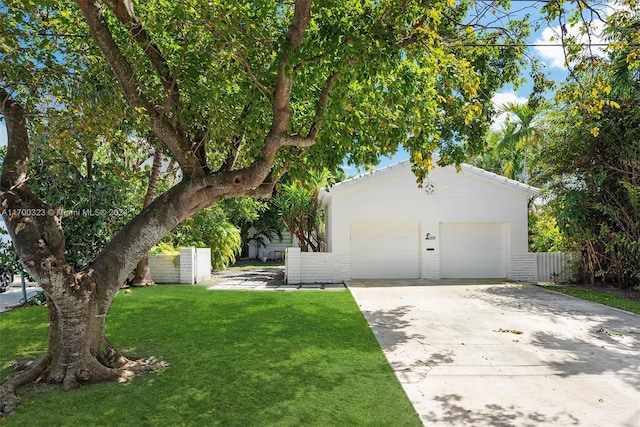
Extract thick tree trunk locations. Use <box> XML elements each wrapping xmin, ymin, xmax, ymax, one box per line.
<box><xmin>0</xmin><ymin>271</ymin><xmax>164</xmax><ymax>416</ymax></box>
<box><xmin>41</xmin><ymin>285</ymin><xmax>125</xmax><ymax>388</ymax></box>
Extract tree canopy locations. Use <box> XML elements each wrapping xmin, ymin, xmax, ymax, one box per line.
<box><xmin>2</xmin><ymin>0</ymin><xmax>529</xmax><ymax>184</ymax></box>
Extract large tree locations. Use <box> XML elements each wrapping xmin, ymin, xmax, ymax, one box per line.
<box><xmin>0</xmin><ymin>0</ymin><xmax>528</xmax><ymax>415</ymax></box>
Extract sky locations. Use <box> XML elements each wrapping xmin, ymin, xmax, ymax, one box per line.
<box><xmin>350</xmin><ymin>1</ymin><xmax>576</xmax><ymax>173</ymax></box>
<box><xmin>0</xmin><ymin>2</ymin><xmax>598</xmax><ymax>172</ymax></box>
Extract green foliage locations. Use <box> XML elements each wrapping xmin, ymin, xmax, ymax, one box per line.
<box><xmin>161</xmin><ymin>204</ymin><xmax>243</xmax><ymax>269</ymax></box>
<box><xmin>530</xmin><ymin>2</ymin><xmax>640</xmax><ymax>289</ymax></box>
<box><xmin>149</xmin><ymin>242</ymin><xmax>179</xmax><ymax>255</ymax></box>
<box><xmin>0</xmin><ymin>234</ymin><xmax>20</xmax><ymax>273</ymax></box>
<box><xmin>245</xmin><ymin>204</ymin><xmax>284</xmax><ymax>259</ymax></box>
<box><xmin>28</xmin><ymin>148</ymin><xmax>144</xmax><ymax>268</ymax></box>
<box><xmin>528</xmin><ymin>208</ymin><xmax>572</xmax><ymax>253</ymax></box>
<box><xmin>541</xmin><ymin>99</ymin><xmax>640</xmax><ymax>288</ymax></box>
<box><xmin>275</xmin><ymin>170</ymin><xmax>331</xmax><ymax>252</ymax></box>
<box><xmin>2</xmin><ymin>1</ymin><xmax>531</xmax><ymax>181</ymax></box>
<box><xmin>468</xmin><ymin>101</ymin><xmax>544</xmax><ymax>183</ymax></box>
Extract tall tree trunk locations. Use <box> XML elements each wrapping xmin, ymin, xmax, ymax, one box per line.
<box><xmin>131</xmin><ymin>148</ymin><xmax>163</xmax><ymax>287</ymax></box>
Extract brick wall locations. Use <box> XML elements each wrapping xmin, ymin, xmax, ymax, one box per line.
<box><xmin>509</xmin><ymin>253</ymin><xmax>538</xmax><ymax>283</ymax></box>
<box><xmin>149</xmin><ymin>248</ymin><xmax>212</xmax><ymax>284</ymax></box>
<box><xmin>149</xmin><ymin>254</ymin><xmax>180</xmax><ymax>283</ymax></box>
<box><xmin>422</xmin><ymin>251</ymin><xmax>440</xmax><ymax>279</ymax></box>
<box><xmin>195</xmin><ymin>248</ymin><xmax>212</xmax><ymax>283</ymax></box>
<box><xmin>286</xmin><ymin>248</ymin><xmax>575</xmax><ymax>284</ymax></box>
<box><xmin>285</xmin><ymin>247</ymin><xmax>301</xmax><ymax>284</ymax></box>
<box><xmin>285</xmin><ymin>248</ymin><xmax>349</xmax><ymax>284</ymax></box>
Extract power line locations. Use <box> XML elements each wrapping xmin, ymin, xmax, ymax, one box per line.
<box><xmin>452</xmin><ymin>42</ymin><xmax>627</xmax><ymax>47</ymax></box>
<box><xmin>37</xmin><ymin>32</ymin><xmax>87</xmax><ymax>38</ymax></box>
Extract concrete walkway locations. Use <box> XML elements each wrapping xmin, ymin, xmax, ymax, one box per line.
<box><xmin>205</xmin><ymin>266</ymin><xmax>345</xmax><ymax>291</ymax></box>
<box><xmin>348</xmin><ymin>281</ymin><xmax>640</xmax><ymax>427</ymax></box>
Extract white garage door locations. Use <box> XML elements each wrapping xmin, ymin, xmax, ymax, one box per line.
<box><xmin>440</xmin><ymin>223</ymin><xmax>507</xmax><ymax>278</ymax></box>
<box><xmin>350</xmin><ymin>222</ymin><xmax>420</xmax><ymax>279</ymax></box>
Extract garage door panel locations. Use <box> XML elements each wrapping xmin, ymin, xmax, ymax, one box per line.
<box><xmin>351</xmin><ymin>223</ymin><xmax>419</xmax><ymax>279</ymax></box>
<box><xmin>440</xmin><ymin>223</ymin><xmax>507</xmax><ymax>278</ymax></box>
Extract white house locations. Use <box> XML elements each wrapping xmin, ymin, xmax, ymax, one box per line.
<box><xmin>246</xmin><ymin>228</ymin><xmax>297</xmax><ymax>261</ymax></box>
<box><xmin>286</xmin><ymin>160</ymin><xmax>540</xmax><ymax>283</ymax></box>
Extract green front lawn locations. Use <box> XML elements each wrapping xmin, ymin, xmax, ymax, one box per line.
<box><xmin>0</xmin><ymin>287</ymin><xmax>420</xmax><ymax>426</ymax></box>
<box><xmin>543</xmin><ymin>285</ymin><xmax>640</xmax><ymax>315</ymax></box>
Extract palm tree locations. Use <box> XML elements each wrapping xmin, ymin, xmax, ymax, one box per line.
<box><xmin>496</xmin><ymin>102</ymin><xmax>544</xmax><ymax>183</ymax></box>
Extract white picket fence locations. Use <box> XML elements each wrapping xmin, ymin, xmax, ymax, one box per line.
<box><xmin>536</xmin><ymin>252</ymin><xmax>579</xmax><ymax>283</ymax></box>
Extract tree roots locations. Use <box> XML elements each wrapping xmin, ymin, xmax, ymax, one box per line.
<box><xmin>0</xmin><ymin>354</ymin><xmax>168</xmax><ymax>418</ymax></box>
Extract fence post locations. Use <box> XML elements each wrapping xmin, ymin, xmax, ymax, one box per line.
<box><xmin>180</xmin><ymin>247</ymin><xmax>196</xmax><ymax>284</ymax></box>
<box><xmin>285</xmin><ymin>247</ymin><xmax>301</xmax><ymax>285</ymax></box>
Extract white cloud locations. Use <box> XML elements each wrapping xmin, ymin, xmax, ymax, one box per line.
<box><xmin>491</xmin><ymin>91</ymin><xmax>528</xmax><ymax>131</ymax></box>
<box><xmin>534</xmin><ymin>26</ymin><xmax>569</xmax><ymax>70</ymax></box>
<box><xmin>534</xmin><ymin>12</ymin><xmax>609</xmax><ymax>70</ymax></box>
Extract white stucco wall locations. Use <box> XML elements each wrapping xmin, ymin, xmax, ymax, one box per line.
<box><xmin>320</xmin><ymin>162</ymin><xmax>539</xmax><ymax>280</ymax></box>
<box><xmin>247</xmin><ymin>228</ymin><xmax>296</xmax><ymax>260</ymax></box>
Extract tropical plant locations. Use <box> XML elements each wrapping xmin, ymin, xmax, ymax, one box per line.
<box><xmin>245</xmin><ymin>206</ymin><xmax>284</xmax><ymax>260</ymax></box>
<box><xmin>470</xmin><ymin>102</ymin><xmax>544</xmax><ymax>183</ymax></box>
<box><xmin>276</xmin><ymin>169</ymin><xmax>331</xmax><ymax>252</ymax></box>
<box><xmin>528</xmin><ymin>207</ymin><xmax>572</xmax><ymax>253</ymax></box>
<box><xmin>161</xmin><ymin>205</ymin><xmax>243</xmax><ymax>270</ymax></box>
<box><xmin>497</xmin><ymin>102</ymin><xmax>544</xmax><ymax>183</ymax></box>
<box><xmin>544</xmin><ymin>102</ymin><xmax>640</xmax><ymax>288</ymax></box>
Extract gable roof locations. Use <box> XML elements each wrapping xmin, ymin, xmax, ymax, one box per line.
<box><xmin>319</xmin><ymin>160</ymin><xmax>540</xmax><ymax>205</ymax></box>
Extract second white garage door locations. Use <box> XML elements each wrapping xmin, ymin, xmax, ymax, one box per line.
<box><xmin>350</xmin><ymin>222</ymin><xmax>420</xmax><ymax>279</ymax></box>
<box><xmin>439</xmin><ymin>222</ymin><xmax>508</xmax><ymax>278</ymax></box>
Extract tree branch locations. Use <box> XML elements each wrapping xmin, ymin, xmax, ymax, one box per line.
<box><xmin>246</xmin><ymin>170</ymin><xmax>286</xmax><ymax>199</ymax></box>
<box><xmin>221</xmin><ymin>103</ymin><xmax>252</xmax><ymax>172</ymax></box>
<box><xmin>236</xmin><ymin>52</ymin><xmax>273</xmax><ymax>99</ymax></box>
<box><xmin>89</xmin><ymin>179</ymin><xmax>196</xmax><ymax>285</ymax></box>
<box><xmin>76</xmin><ymin>0</ymin><xmax>204</xmax><ymax>178</ymax></box>
<box><xmin>269</xmin><ymin>0</ymin><xmax>312</xmax><ymax>137</ymax></box>
<box><xmin>101</xmin><ymin>0</ymin><xmax>182</xmax><ymax>116</ymax></box>
<box><xmin>0</xmin><ymin>89</ymin><xmax>30</xmax><ymax>189</ymax></box>
<box><xmin>306</xmin><ymin>70</ymin><xmax>340</xmax><ymax>140</ymax></box>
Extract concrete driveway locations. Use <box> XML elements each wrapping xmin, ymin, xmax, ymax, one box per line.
<box><xmin>348</xmin><ymin>281</ymin><xmax>640</xmax><ymax>427</ymax></box>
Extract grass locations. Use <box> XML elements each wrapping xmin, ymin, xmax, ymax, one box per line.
<box><xmin>543</xmin><ymin>285</ymin><xmax>640</xmax><ymax>315</ymax></box>
<box><xmin>0</xmin><ymin>286</ymin><xmax>421</xmax><ymax>427</ymax></box>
